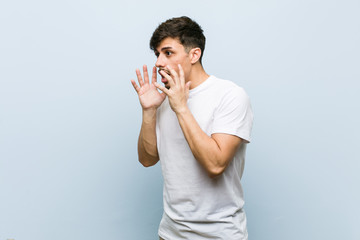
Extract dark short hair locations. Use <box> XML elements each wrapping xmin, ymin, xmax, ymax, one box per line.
<box><xmin>150</xmin><ymin>16</ymin><xmax>206</xmax><ymax>64</ymax></box>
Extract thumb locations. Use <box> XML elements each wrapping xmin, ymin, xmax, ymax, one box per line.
<box><xmin>186</xmin><ymin>81</ymin><xmax>191</xmax><ymax>91</ymax></box>
<box><xmin>185</xmin><ymin>81</ymin><xmax>191</xmax><ymax>99</ymax></box>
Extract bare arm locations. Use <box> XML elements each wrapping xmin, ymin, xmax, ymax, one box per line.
<box><xmin>131</xmin><ymin>65</ymin><xmax>165</xmax><ymax>167</ymax></box>
<box><xmin>137</xmin><ymin>109</ymin><xmax>159</xmax><ymax>167</ymax></box>
<box><xmin>155</xmin><ymin>64</ymin><xmax>243</xmax><ymax>178</ymax></box>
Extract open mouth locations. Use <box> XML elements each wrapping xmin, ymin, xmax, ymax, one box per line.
<box><xmin>158</xmin><ymin>68</ymin><xmax>171</xmax><ymax>84</ymax></box>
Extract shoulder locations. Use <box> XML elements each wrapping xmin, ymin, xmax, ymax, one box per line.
<box><xmin>210</xmin><ymin>76</ymin><xmax>250</xmax><ymax>101</ymax></box>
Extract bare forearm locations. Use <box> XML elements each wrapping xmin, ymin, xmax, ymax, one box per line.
<box><xmin>138</xmin><ymin>109</ymin><xmax>159</xmax><ymax>167</ymax></box>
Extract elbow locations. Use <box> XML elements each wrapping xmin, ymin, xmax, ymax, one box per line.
<box><xmin>138</xmin><ymin>155</ymin><xmax>158</xmax><ymax>167</ymax></box>
<box><xmin>139</xmin><ymin>159</ymin><xmax>156</xmax><ymax>167</ymax></box>
<box><xmin>205</xmin><ymin>155</ymin><xmax>232</xmax><ymax>178</ymax></box>
<box><xmin>195</xmin><ymin>154</ymin><xmax>228</xmax><ymax>178</ymax></box>
<box><xmin>207</xmin><ymin>165</ymin><xmax>226</xmax><ymax>179</ymax></box>
<box><xmin>140</xmin><ymin>161</ymin><xmax>153</xmax><ymax>167</ymax></box>
<box><xmin>138</xmin><ymin>148</ymin><xmax>159</xmax><ymax>167</ymax></box>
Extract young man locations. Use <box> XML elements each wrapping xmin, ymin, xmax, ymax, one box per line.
<box><xmin>131</xmin><ymin>16</ymin><xmax>253</xmax><ymax>240</ymax></box>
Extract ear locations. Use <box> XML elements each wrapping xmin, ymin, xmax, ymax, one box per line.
<box><xmin>189</xmin><ymin>48</ymin><xmax>202</xmax><ymax>64</ymax></box>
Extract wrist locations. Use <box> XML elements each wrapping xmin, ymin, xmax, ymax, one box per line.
<box><xmin>142</xmin><ymin>107</ymin><xmax>157</xmax><ymax>113</ymax></box>
<box><xmin>174</xmin><ymin>105</ymin><xmax>190</xmax><ymax>115</ymax></box>
<box><xmin>142</xmin><ymin>108</ymin><xmax>157</xmax><ymax>122</ymax></box>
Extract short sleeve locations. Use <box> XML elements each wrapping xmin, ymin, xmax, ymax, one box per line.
<box><xmin>211</xmin><ymin>87</ymin><xmax>254</xmax><ymax>143</ymax></box>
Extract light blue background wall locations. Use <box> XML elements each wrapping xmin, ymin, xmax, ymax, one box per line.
<box><xmin>1</xmin><ymin>0</ymin><xmax>359</xmax><ymax>239</ymax></box>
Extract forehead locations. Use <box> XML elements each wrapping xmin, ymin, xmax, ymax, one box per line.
<box><xmin>156</xmin><ymin>37</ymin><xmax>185</xmax><ymax>52</ymax></box>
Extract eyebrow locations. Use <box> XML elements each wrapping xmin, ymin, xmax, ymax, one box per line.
<box><xmin>160</xmin><ymin>46</ymin><xmax>173</xmax><ymax>51</ymax></box>
<box><xmin>154</xmin><ymin>46</ymin><xmax>173</xmax><ymax>55</ymax></box>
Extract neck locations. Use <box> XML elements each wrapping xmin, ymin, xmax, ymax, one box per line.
<box><xmin>186</xmin><ymin>63</ymin><xmax>210</xmax><ymax>89</ymax></box>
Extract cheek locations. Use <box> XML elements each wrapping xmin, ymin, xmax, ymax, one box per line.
<box><xmin>174</xmin><ymin>59</ymin><xmax>187</xmax><ymax>70</ymax></box>
<box><xmin>169</xmin><ymin>62</ymin><xmax>181</xmax><ymax>73</ymax></box>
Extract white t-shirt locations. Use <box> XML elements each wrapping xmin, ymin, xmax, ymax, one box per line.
<box><xmin>156</xmin><ymin>75</ymin><xmax>254</xmax><ymax>240</ymax></box>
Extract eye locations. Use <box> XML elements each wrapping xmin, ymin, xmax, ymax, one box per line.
<box><xmin>155</xmin><ymin>52</ymin><xmax>159</xmax><ymax>57</ymax></box>
<box><xmin>165</xmin><ymin>51</ymin><xmax>172</xmax><ymax>56</ymax></box>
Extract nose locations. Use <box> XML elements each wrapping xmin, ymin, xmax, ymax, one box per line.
<box><xmin>155</xmin><ymin>55</ymin><xmax>165</xmax><ymax>68</ymax></box>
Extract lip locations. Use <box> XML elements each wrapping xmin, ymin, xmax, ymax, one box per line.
<box><xmin>161</xmin><ymin>77</ymin><xmax>168</xmax><ymax>83</ymax></box>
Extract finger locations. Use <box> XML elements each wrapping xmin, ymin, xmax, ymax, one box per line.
<box><xmin>160</xmin><ymin>70</ymin><xmax>175</xmax><ymax>88</ymax></box>
<box><xmin>167</xmin><ymin>65</ymin><xmax>179</xmax><ymax>85</ymax></box>
<box><xmin>131</xmin><ymin>79</ymin><xmax>140</xmax><ymax>93</ymax></box>
<box><xmin>178</xmin><ymin>64</ymin><xmax>185</xmax><ymax>87</ymax></box>
<box><xmin>143</xmin><ymin>65</ymin><xmax>149</xmax><ymax>84</ymax></box>
<box><xmin>135</xmin><ymin>68</ymin><xmax>144</xmax><ymax>87</ymax></box>
<box><xmin>151</xmin><ymin>66</ymin><xmax>157</xmax><ymax>83</ymax></box>
<box><xmin>154</xmin><ymin>82</ymin><xmax>170</xmax><ymax>95</ymax></box>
